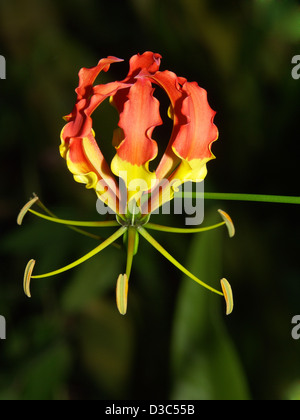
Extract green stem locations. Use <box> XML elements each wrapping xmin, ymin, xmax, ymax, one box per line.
<box><xmin>32</xmin><ymin>226</ymin><xmax>127</xmax><ymax>279</ymax></box>
<box><xmin>176</xmin><ymin>192</ymin><xmax>300</xmax><ymax>205</ymax></box>
<box><xmin>138</xmin><ymin>226</ymin><xmax>223</xmax><ymax>296</ymax></box>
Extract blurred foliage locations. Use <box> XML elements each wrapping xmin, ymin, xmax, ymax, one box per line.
<box><xmin>0</xmin><ymin>0</ymin><xmax>300</xmax><ymax>400</ymax></box>
<box><xmin>171</xmin><ymin>210</ymin><xmax>250</xmax><ymax>400</ymax></box>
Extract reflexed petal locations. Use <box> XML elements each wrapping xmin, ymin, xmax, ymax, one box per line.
<box><xmin>61</xmin><ymin>130</ymin><xmax>119</xmax><ymax>212</ymax></box>
<box><xmin>174</xmin><ymin>83</ymin><xmax>217</xmax><ymax>160</ymax></box>
<box><xmin>76</xmin><ymin>56</ymin><xmax>124</xmax><ymax>100</ymax></box>
<box><xmin>169</xmin><ymin>81</ymin><xmax>218</xmax><ymax>184</ymax></box>
<box><xmin>63</xmin><ymin>82</ymin><xmax>128</xmax><ymax>140</ymax></box>
<box><xmin>111</xmin><ymin>78</ymin><xmax>162</xmax><ymax>197</ymax></box>
<box><xmin>143</xmin><ymin>73</ymin><xmax>218</xmax><ymax>213</ymax></box>
<box><xmin>126</xmin><ymin>51</ymin><xmax>162</xmax><ymax>80</ymax></box>
<box><xmin>149</xmin><ymin>70</ymin><xmax>187</xmax><ymax>180</ymax></box>
<box><xmin>111</xmin><ymin>51</ymin><xmax>162</xmax><ymax>116</ymax></box>
<box><xmin>60</xmin><ymin>57</ymin><xmax>130</xmax><ymax>213</ymax></box>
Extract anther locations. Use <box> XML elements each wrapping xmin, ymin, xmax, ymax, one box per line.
<box><xmin>23</xmin><ymin>259</ymin><xmax>36</xmax><ymax>298</ymax></box>
<box><xmin>17</xmin><ymin>195</ymin><xmax>39</xmax><ymax>225</ymax></box>
<box><xmin>221</xmin><ymin>278</ymin><xmax>234</xmax><ymax>315</ymax></box>
<box><xmin>218</xmin><ymin>209</ymin><xmax>235</xmax><ymax>238</ymax></box>
<box><xmin>116</xmin><ymin>274</ymin><xmax>129</xmax><ymax>315</ymax></box>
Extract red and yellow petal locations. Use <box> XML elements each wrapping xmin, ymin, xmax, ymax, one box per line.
<box><xmin>148</xmin><ymin>72</ymin><xmax>218</xmax><ymax>186</ymax></box>
<box><xmin>63</xmin><ymin>81</ymin><xmax>129</xmax><ymax>139</ymax></box>
<box><xmin>60</xmin><ymin>129</ymin><xmax>120</xmax><ymax>212</ymax></box>
<box><xmin>111</xmin><ymin>51</ymin><xmax>162</xmax><ymax>116</ymax></box>
<box><xmin>142</xmin><ymin>77</ymin><xmax>218</xmax><ymax>213</ymax></box>
<box><xmin>61</xmin><ymin>57</ymin><xmax>131</xmax><ymax>212</ymax></box>
<box><xmin>61</xmin><ymin>52</ymin><xmax>219</xmax><ymax>215</ymax></box>
<box><xmin>76</xmin><ymin>56</ymin><xmax>124</xmax><ymax>100</ymax></box>
<box><xmin>148</xmin><ymin>70</ymin><xmax>188</xmax><ymax>180</ymax></box>
<box><xmin>111</xmin><ymin>78</ymin><xmax>162</xmax><ymax>200</ymax></box>
<box><xmin>126</xmin><ymin>51</ymin><xmax>162</xmax><ymax>80</ymax></box>
<box><xmin>172</xmin><ymin>82</ymin><xmax>218</xmax><ymax>161</ymax></box>
<box><xmin>169</xmin><ymin>81</ymin><xmax>218</xmax><ymax>185</ymax></box>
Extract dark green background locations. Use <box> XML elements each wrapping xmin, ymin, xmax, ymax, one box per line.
<box><xmin>0</xmin><ymin>0</ymin><xmax>300</xmax><ymax>400</ymax></box>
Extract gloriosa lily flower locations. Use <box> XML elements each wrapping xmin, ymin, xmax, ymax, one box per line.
<box><xmin>18</xmin><ymin>52</ymin><xmax>234</xmax><ymax>316</ymax></box>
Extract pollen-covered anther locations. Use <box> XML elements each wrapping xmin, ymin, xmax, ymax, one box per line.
<box><xmin>23</xmin><ymin>259</ymin><xmax>36</xmax><ymax>298</ymax></box>
<box><xmin>17</xmin><ymin>195</ymin><xmax>39</xmax><ymax>225</ymax></box>
<box><xmin>116</xmin><ymin>274</ymin><xmax>129</xmax><ymax>315</ymax></box>
<box><xmin>221</xmin><ymin>278</ymin><xmax>234</xmax><ymax>315</ymax></box>
<box><xmin>218</xmin><ymin>209</ymin><xmax>235</xmax><ymax>238</ymax></box>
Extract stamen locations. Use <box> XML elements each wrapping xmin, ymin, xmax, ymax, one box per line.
<box><xmin>221</xmin><ymin>278</ymin><xmax>234</xmax><ymax>315</ymax></box>
<box><xmin>145</xmin><ymin>221</ymin><xmax>226</xmax><ymax>234</ymax></box>
<box><xmin>116</xmin><ymin>274</ymin><xmax>129</xmax><ymax>315</ymax></box>
<box><xmin>23</xmin><ymin>259</ymin><xmax>36</xmax><ymax>298</ymax></box>
<box><xmin>218</xmin><ymin>209</ymin><xmax>235</xmax><ymax>238</ymax></box>
<box><xmin>145</xmin><ymin>210</ymin><xmax>235</xmax><ymax>235</ymax></box>
<box><xmin>137</xmin><ymin>226</ymin><xmax>223</xmax><ymax>296</ymax></box>
<box><xmin>27</xmin><ymin>209</ymin><xmax>119</xmax><ymax>228</ymax></box>
<box><xmin>18</xmin><ymin>194</ymin><xmax>120</xmax><ymax>245</ymax></box>
<box><xmin>17</xmin><ymin>195</ymin><xmax>39</xmax><ymax>225</ymax></box>
<box><xmin>28</xmin><ymin>226</ymin><xmax>127</xmax><ymax>281</ymax></box>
